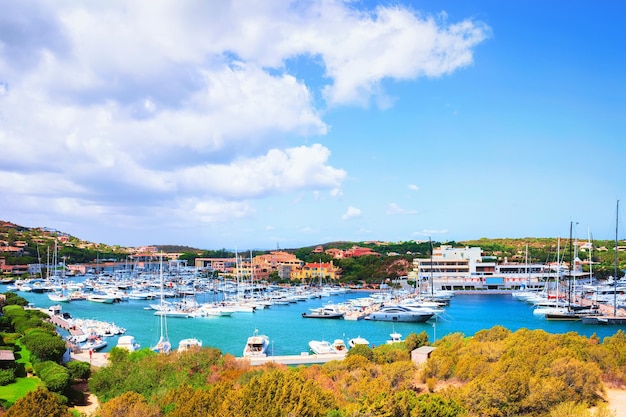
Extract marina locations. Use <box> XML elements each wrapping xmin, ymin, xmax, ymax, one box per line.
<box><xmin>7</xmin><ymin>278</ymin><xmax>626</xmax><ymax>362</ymax></box>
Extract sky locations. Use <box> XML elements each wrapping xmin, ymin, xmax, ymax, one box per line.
<box><xmin>1</xmin><ymin>1</ymin><xmax>625</xmax><ymax>250</ymax></box>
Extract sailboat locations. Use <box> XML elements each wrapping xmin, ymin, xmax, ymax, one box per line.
<box><xmin>544</xmin><ymin>223</ymin><xmax>584</xmax><ymax>321</ymax></box>
<box><xmin>582</xmin><ymin>200</ymin><xmax>626</xmax><ymax>325</ymax></box>
<box><xmin>151</xmin><ymin>254</ymin><xmax>172</xmax><ymax>354</ymax></box>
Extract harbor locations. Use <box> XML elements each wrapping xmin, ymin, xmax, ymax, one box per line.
<box><xmin>8</xmin><ymin>280</ymin><xmax>626</xmax><ymax>366</ymax></box>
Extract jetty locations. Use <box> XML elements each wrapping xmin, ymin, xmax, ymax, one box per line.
<box><xmin>241</xmin><ymin>352</ymin><xmax>347</xmax><ymax>366</ymax></box>
<box><xmin>575</xmin><ymin>295</ymin><xmax>626</xmax><ymax>325</ymax></box>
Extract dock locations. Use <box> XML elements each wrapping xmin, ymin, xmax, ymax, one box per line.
<box><xmin>574</xmin><ymin>294</ymin><xmax>626</xmax><ymax>325</ymax></box>
<box><xmin>240</xmin><ymin>352</ymin><xmax>347</xmax><ymax>366</ymax></box>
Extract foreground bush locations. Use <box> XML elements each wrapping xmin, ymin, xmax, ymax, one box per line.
<box><xmin>4</xmin><ymin>388</ymin><xmax>72</xmax><ymax>417</ymax></box>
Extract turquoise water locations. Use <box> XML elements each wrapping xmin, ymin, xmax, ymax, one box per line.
<box><xmin>10</xmin><ymin>288</ymin><xmax>626</xmax><ymax>356</ymax></box>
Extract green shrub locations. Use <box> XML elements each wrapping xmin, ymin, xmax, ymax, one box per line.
<box><xmin>0</xmin><ymin>368</ymin><xmax>15</xmax><ymax>385</ymax></box>
<box><xmin>66</xmin><ymin>361</ymin><xmax>91</xmax><ymax>380</ymax></box>
<box><xmin>35</xmin><ymin>361</ymin><xmax>71</xmax><ymax>393</ymax></box>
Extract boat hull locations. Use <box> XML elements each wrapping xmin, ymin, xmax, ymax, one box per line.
<box><xmin>301</xmin><ymin>312</ymin><xmax>344</xmax><ymax>319</ymax></box>
<box><xmin>366</xmin><ymin>312</ymin><xmax>433</xmax><ymax>322</ymax></box>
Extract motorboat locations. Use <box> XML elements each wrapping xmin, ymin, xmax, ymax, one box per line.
<box><xmin>302</xmin><ymin>305</ymin><xmax>345</xmax><ymax>319</ymax></box>
<box><xmin>243</xmin><ymin>329</ymin><xmax>270</xmax><ymax>357</ymax></box>
<box><xmin>81</xmin><ymin>335</ymin><xmax>108</xmax><ymax>351</ymax></box>
<box><xmin>332</xmin><ymin>339</ymin><xmax>348</xmax><ymax>353</ymax></box>
<box><xmin>365</xmin><ymin>305</ymin><xmax>434</xmax><ymax>322</ymax></box>
<box><xmin>348</xmin><ymin>336</ymin><xmax>369</xmax><ymax>348</ymax></box>
<box><xmin>387</xmin><ymin>332</ymin><xmax>403</xmax><ymax>344</ymax></box>
<box><xmin>86</xmin><ymin>293</ymin><xmax>117</xmax><ymax>304</ymax></box>
<box><xmin>48</xmin><ymin>292</ymin><xmax>70</xmax><ymax>303</ymax></box>
<box><xmin>116</xmin><ymin>335</ymin><xmax>140</xmax><ymax>352</ymax></box>
<box><xmin>308</xmin><ymin>340</ymin><xmax>338</xmax><ymax>355</ymax></box>
<box><xmin>154</xmin><ymin>308</ymin><xmax>190</xmax><ymax>318</ymax></box>
<box><xmin>178</xmin><ymin>338</ymin><xmax>203</xmax><ymax>352</ymax></box>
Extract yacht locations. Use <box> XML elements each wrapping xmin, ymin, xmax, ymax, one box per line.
<box><xmin>81</xmin><ymin>335</ymin><xmax>108</xmax><ymax>351</ymax></box>
<box><xmin>301</xmin><ymin>304</ymin><xmax>345</xmax><ymax>319</ymax></box>
<box><xmin>387</xmin><ymin>332</ymin><xmax>403</xmax><ymax>344</ymax></box>
<box><xmin>116</xmin><ymin>335</ymin><xmax>140</xmax><ymax>352</ymax></box>
<box><xmin>243</xmin><ymin>329</ymin><xmax>270</xmax><ymax>357</ymax></box>
<box><xmin>308</xmin><ymin>340</ymin><xmax>339</xmax><ymax>355</ymax></box>
<box><xmin>48</xmin><ymin>292</ymin><xmax>70</xmax><ymax>303</ymax></box>
<box><xmin>365</xmin><ymin>305</ymin><xmax>434</xmax><ymax>322</ymax></box>
<box><xmin>332</xmin><ymin>339</ymin><xmax>348</xmax><ymax>353</ymax></box>
<box><xmin>178</xmin><ymin>338</ymin><xmax>203</xmax><ymax>352</ymax></box>
<box><xmin>348</xmin><ymin>336</ymin><xmax>370</xmax><ymax>348</ymax></box>
<box><xmin>86</xmin><ymin>293</ymin><xmax>117</xmax><ymax>304</ymax></box>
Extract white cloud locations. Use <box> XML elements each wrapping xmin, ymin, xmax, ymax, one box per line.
<box><xmin>0</xmin><ymin>1</ymin><xmax>488</xmax><ymax>241</ymax></box>
<box><xmin>408</xmin><ymin>184</ymin><xmax>419</xmax><ymax>192</ymax></box>
<box><xmin>342</xmin><ymin>206</ymin><xmax>362</xmax><ymax>220</ymax></box>
<box><xmin>386</xmin><ymin>203</ymin><xmax>417</xmax><ymax>215</ymax></box>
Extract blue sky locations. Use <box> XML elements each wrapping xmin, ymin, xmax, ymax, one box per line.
<box><xmin>1</xmin><ymin>1</ymin><xmax>625</xmax><ymax>250</ymax></box>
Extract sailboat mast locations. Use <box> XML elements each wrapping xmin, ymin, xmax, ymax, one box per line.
<box><xmin>430</xmin><ymin>238</ymin><xmax>434</xmax><ymax>297</ymax></box>
<box><xmin>614</xmin><ymin>200</ymin><xmax>619</xmax><ymax>317</ymax></box>
<box><xmin>568</xmin><ymin>222</ymin><xmax>573</xmax><ymax>311</ymax></box>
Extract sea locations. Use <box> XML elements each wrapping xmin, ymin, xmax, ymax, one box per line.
<box><xmin>8</xmin><ymin>287</ymin><xmax>626</xmax><ymax>357</ymax></box>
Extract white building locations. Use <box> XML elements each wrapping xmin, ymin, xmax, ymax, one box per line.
<box><xmin>409</xmin><ymin>245</ymin><xmax>557</xmax><ymax>291</ymax></box>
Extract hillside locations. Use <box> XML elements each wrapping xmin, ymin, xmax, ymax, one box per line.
<box><xmin>1</xmin><ymin>221</ymin><xmax>624</xmax><ymax>282</ymax></box>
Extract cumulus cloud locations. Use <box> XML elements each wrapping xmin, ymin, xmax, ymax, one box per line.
<box><xmin>386</xmin><ymin>203</ymin><xmax>417</xmax><ymax>215</ymax></box>
<box><xmin>0</xmin><ymin>0</ymin><xmax>488</xmax><ymax>239</ymax></box>
<box><xmin>408</xmin><ymin>184</ymin><xmax>419</xmax><ymax>192</ymax></box>
<box><xmin>342</xmin><ymin>206</ymin><xmax>362</xmax><ymax>220</ymax></box>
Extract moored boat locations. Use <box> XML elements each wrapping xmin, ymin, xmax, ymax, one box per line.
<box><xmin>365</xmin><ymin>305</ymin><xmax>434</xmax><ymax>322</ymax></box>
<box><xmin>243</xmin><ymin>329</ymin><xmax>270</xmax><ymax>357</ymax></box>
<box><xmin>302</xmin><ymin>305</ymin><xmax>345</xmax><ymax>319</ymax></box>
<box><xmin>387</xmin><ymin>332</ymin><xmax>403</xmax><ymax>344</ymax></box>
<box><xmin>348</xmin><ymin>336</ymin><xmax>370</xmax><ymax>348</ymax></box>
<box><xmin>178</xmin><ymin>338</ymin><xmax>203</xmax><ymax>352</ymax></box>
<box><xmin>308</xmin><ymin>339</ymin><xmax>338</xmax><ymax>355</ymax></box>
<box><xmin>116</xmin><ymin>335</ymin><xmax>140</xmax><ymax>352</ymax></box>
<box><xmin>81</xmin><ymin>335</ymin><xmax>107</xmax><ymax>351</ymax></box>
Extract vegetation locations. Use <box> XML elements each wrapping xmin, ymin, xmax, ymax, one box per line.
<box><xmin>0</xmin><ymin>296</ymin><xmax>98</xmax><ymax>412</ymax></box>
<box><xmin>3</xmin><ymin>388</ymin><xmax>72</xmax><ymax>417</ymax></box>
<box><xmin>63</xmin><ymin>328</ymin><xmax>626</xmax><ymax>416</ymax></box>
<box><xmin>0</xmin><ymin>292</ymin><xmax>622</xmax><ymax>415</ymax></box>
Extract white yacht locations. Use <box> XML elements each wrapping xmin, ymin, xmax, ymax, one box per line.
<box><xmin>348</xmin><ymin>336</ymin><xmax>370</xmax><ymax>348</ymax></box>
<box><xmin>308</xmin><ymin>340</ymin><xmax>337</xmax><ymax>355</ymax></box>
<box><xmin>81</xmin><ymin>335</ymin><xmax>107</xmax><ymax>351</ymax></box>
<box><xmin>387</xmin><ymin>332</ymin><xmax>403</xmax><ymax>344</ymax></box>
<box><xmin>116</xmin><ymin>335</ymin><xmax>140</xmax><ymax>352</ymax></box>
<box><xmin>332</xmin><ymin>339</ymin><xmax>348</xmax><ymax>353</ymax></box>
<box><xmin>243</xmin><ymin>329</ymin><xmax>270</xmax><ymax>357</ymax></box>
<box><xmin>178</xmin><ymin>338</ymin><xmax>203</xmax><ymax>352</ymax></box>
<box><xmin>365</xmin><ymin>305</ymin><xmax>434</xmax><ymax>322</ymax></box>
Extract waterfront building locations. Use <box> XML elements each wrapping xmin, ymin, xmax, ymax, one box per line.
<box><xmin>409</xmin><ymin>245</ymin><xmax>557</xmax><ymax>291</ymax></box>
<box><xmin>291</xmin><ymin>261</ymin><xmax>339</xmax><ymax>282</ymax></box>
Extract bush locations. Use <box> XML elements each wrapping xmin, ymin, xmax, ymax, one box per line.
<box><xmin>66</xmin><ymin>361</ymin><xmax>91</xmax><ymax>380</ymax></box>
<box><xmin>35</xmin><ymin>361</ymin><xmax>71</xmax><ymax>393</ymax></box>
<box><xmin>0</xmin><ymin>368</ymin><xmax>15</xmax><ymax>385</ymax></box>
<box><xmin>21</xmin><ymin>330</ymin><xmax>67</xmax><ymax>363</ymax></box>
<box><xmin>346</xmin><ymin>344</ymin><xmax>374</xmax><ymax>361</ymax></box>
<box><xmin>4</xmin><ymin>388</ymin><xmax>72</xmax><ymax>417</ymax></box>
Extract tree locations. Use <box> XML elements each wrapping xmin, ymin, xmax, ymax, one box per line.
<box><xmin>20</xmin><ymin>330</ymin><xmax>67</xmax><ymax>363</ymax></box>
<box><xmin>346</xmin><ymin>344</ymin><xmax>374</xmax><ymax>361</ymax></box>
<box><xmin>34</xmin><ymin>361</ymin><xmax>71</xmax><ymax>393</ymax></box>
<box><xmin>4</xmin><ymin>388</ymin><xmax>72</xmax><ymax>417</ymax></box>
<box><xmin>97</xmin><ymin>391</ymin><xmax>162</xmax><ymax>417</ymax></box>
<box><xmin>66</xmin><ymin>360</ymin><xmax>91</xmax><ymax>381</ymax></box>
